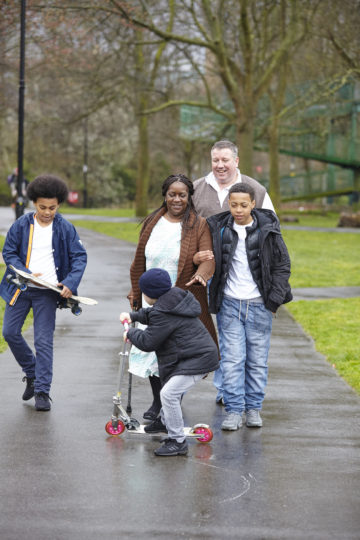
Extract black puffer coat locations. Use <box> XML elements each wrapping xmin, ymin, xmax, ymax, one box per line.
<box><xmin>207</xmin><ymin>209</ymin><xmax>292</xmax><ymax>314</ymax></box>
<box><xmin>127</xmin><ymin>287</ymin><xmax>219</xmax><ymax>384</ymax></box>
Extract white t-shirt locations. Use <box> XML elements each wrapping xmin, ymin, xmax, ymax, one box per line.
<box><xmin>28</xmin><ymin>218</ymin><xmax>57</xmax><ymax>285</ymax></box>
<box><xmin>224</xmin><ymin>220</ymin><xmax>261</xmax><ymax>300</ymax></box>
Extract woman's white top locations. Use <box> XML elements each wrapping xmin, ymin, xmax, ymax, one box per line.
<box><xmin>129</xmin><ymin>217</ymin><xmax>181</xmax><ymax>378</ymax></box>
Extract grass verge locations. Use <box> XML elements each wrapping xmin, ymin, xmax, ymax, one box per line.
<box><xmin>282</xmin><ymin>230</ymin><xmax>360</xmax><ymax>288</ymax></box>
<box><xmin>70</xmin><ymin>220</ymin><xmax>141</xmax><ymax>244</ymax></box>
<box><xmin>60</xmin><ymin>207</ymin><xmax>136</xmax><ymax>217</ymax></box>
<box><xmin>286</xmin><ymin>298</ymin><xmax>360</xmax><ymax>393</ymax></box>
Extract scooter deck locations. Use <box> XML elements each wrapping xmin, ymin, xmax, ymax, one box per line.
<box><xmin>126</xmin><ymin>425</ymin><xmax>199</xmax><ymax>438</ymax></box>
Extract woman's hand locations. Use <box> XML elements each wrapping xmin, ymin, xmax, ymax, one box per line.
<box><xmin>185</xmin><ymin>274</ymin><xmax>207</xmax><ymax>287</ymax></box>
<box><xmin>193</xmin><ymin>250</ymin><xmax>214</xmax><ymax>265</ymax></box>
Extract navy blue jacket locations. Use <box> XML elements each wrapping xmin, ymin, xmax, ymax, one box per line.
<box><xmin>207</xmin><ymin>209</ymin><xmax>292</xmax><ymax>313</ymax></box>
<box><xmin>0</xmin><ymin>212</ymin><xmax>87</xmax><ymax>305</ymax></box>
<box><xmin>127</xmin><ymin>287</ymin><xmax>219</xmax><ymax>384</ymax></box>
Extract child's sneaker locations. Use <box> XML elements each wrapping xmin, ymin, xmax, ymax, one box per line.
<box><xmin>245</xmin><ymin>409</ymin><xmax>262</xmax><ymax>427</ymax></box>
<box><xmin>144</xmin><ymin>417</ymin><xmax>168</xmax><ymax>433</ymax></box>
<box><xmin>154</xmin><ymin>438</ymin><xmax>188</xmax><ymax>456</ymax></box>
<box><xmin>221</xmin><ymin>412</ymin><xmax>242</xmax><ymax>430</ymax></box>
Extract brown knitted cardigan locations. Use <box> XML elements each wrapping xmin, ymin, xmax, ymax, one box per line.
<box><xmin>128</xmin><ymin>207</ymin><xmax>218</xmax><ymax>347</ymax></box>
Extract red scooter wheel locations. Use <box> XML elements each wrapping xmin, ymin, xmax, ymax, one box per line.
<box><xmin>193</xmin><ymin>426</ymin><xmax>213</xmax><ymax>443</ymax></box>
<box><xmin>105</xmin><ymin>420</ymin><xmax>125</xmax><ymax>436</ymax></box>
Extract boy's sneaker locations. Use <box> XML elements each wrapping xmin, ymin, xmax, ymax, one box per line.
<box><xmin>22</xmin><ymin>376</ymin><xmax>35</xmax><ymax>401</ymax></box>
<box><xmin>221</xmin><ymin>412</ymin><xmax>242</xmax><ymax>430</ymax></box>
<box><xmin>34</xmin><ymin>392</ymin><xmax>52</xmax><ymax>411</ymax></box>
<box><xmin>154</xmin><ymin>438</ymin><xmax>188</xmax><ymax>456</ymax></box>
<box><xmin>245</xmin><ymin>409</ymin><xmax>262</xmax><ymax>427</ymax></box>
<box><xmin>144</xmin><ymin>417</ymin><xmax>168</xmax><ymax>433</ymax></box>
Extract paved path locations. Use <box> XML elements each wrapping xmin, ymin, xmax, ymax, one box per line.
<box><xmin>0</xmin><ymin>208</ymin><xmax>359</xmax><ymax>540</ymax></box>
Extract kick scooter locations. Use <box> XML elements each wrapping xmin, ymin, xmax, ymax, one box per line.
<box><xmin>105</xmin><ymin>322</ymin><xmax>213</xmax><ymax>443</ymax></box>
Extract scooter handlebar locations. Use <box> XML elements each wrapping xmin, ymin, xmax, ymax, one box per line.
<box><xmin>123</xmin><ymin>321</ymin><xmax>130</xmax><ymax>332</ymax></box>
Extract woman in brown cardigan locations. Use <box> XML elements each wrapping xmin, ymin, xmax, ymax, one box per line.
<box><xmin>128</xmin><ymin>174</ymin><xmax>218</xmax><ymax>421</ymax></box>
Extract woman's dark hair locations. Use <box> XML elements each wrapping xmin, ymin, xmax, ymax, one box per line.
<box><xmin>228</xmin><ymin>182</ymin><xmax>255</xmax><ymax>201</ymax></box>
<box><xmin>142</xmin><ymin>174</ymin><xmax>198</xmax><ymax>235</ymax></box>
<box><xmin>27</xmin><ymin>174</ymin><xmax>69</xmax><ymax>203</ymax></box>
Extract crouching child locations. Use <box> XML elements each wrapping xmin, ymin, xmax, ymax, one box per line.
<box><xmin>120</xmin><ymin>268</ymin><xmax>219</xmax><ymax>457</ymax></box>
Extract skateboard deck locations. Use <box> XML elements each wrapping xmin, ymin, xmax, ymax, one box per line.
<box><xmin>8</xmin><ymin>265</ymin><xmax>97</xmax><ymax>306</ymax></box>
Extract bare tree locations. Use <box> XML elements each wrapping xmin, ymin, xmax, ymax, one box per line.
<box><xmin>113</xmin><ymin>0</ymin><xmax>318</xmax><ymax>176</ymax></box>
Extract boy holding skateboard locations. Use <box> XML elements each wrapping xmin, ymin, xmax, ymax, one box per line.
<box><xmin>0</xmin><ymin>174</ymin><xmax>87</xmax><ymax>411</ymax></box>
<box><xmin>207</xmin><ymin>183</ymin><xmax>292</xmax><ymax>430</ymax></box>
<box><xmin>120</xmin><ymin>268</ymin><xmax>219</xmax><ymax>456</ymax></box>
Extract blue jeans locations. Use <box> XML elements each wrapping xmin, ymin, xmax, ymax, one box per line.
<box><xmin>3</xmin><ymin>288</ymin><xmax>58</xmax><ymax>394</ymax></box>
<box><xmin>216</xmin><ymin>296</ymin><xmax>273</xmax><ymax>413</ymax></box>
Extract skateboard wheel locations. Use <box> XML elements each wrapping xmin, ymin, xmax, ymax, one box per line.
<box><xmin>105</xmin><ymin>420</ymin><xmax>125</xmax><ymax>436</ymax></box>
<box><xmin>193</xmin><ymin>426</ymin><xmax>213</xmax><ymax>443</ymax></box>
<box><xmin>71</xmin><ymin>305</ymin><xmax>82</xmax><ymax>316</ymax></box>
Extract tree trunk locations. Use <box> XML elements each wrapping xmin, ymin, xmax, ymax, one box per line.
<box><xmin>135</xmin><ymin>110</ymin><xmax>149</xmax><ymax>217</ymax></box>
<box><xmin>268</xmin><ymin>121</ymin><xmax>281</xmax><ymax>211</ymax></box>
<box><xmin>236</xmin><ymin>121</ymin><xmax>254</xmax><ymax>177</ymax></box>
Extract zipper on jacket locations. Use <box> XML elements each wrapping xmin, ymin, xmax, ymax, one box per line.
<box><xmin>9</xmin><ymin>221</ymin><xmax>34</xmax><ymax>306</ymax></box>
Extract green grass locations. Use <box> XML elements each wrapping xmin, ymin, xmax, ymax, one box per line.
<box><xmin>283</xmin><ymin>230</ymin><xmax>360</xmax><ymax>288</ymax></box>
<box><xmin>60</xmin><ymin>207</ymin><xmax>136</xmax><ymax>217</ymax></box>
<box><xmin>281</xmin><ymin>213</ymin><xmax>339</xmax><ymax>228</ymax></box>
<box><xmin>287</xmin><ymin>299</ymin><xmax>360</xmax><ymax>393</ymax></box>
<box><xmin>70</xmin><ymin>220</ymin><xmax>141</xmax><ymax>244</ymax></box>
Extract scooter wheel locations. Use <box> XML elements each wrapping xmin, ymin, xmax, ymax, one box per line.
<box><xmin>194</xmin><ymin>426</ymin><xmax>213</xmax><ymax>443</ymax></box>
<box><xmin>105</xmin><ymin>420</ymin><xmax>125</xmax><ymax>436</ymax></box>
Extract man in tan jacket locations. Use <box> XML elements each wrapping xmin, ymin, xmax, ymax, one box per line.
<box><xmin>192</xmin><ymin>140</ymin><xmax>275</xmax><ymax>406</ymax></box>
<box><xmin>193</xmin><ymin>140</ymin><xmax>275</xmax><ymax>218</ymax></box>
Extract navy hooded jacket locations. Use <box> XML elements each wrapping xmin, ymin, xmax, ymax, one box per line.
<box><xmin>127</xmin><ymin>287</ymin><xmax>219</xmax><ymax>385</ymax></box>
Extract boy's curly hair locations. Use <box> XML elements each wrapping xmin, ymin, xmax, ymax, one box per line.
<box><xmin>27</xmin><ymin>174</ymin><xmax>69</xmax><ymax>203</ymax></box>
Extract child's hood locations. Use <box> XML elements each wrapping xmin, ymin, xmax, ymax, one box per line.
<box><xmin>154</xmin><ymin>287</ymin><xmax>201</xmax><ymax>318</ymax></box>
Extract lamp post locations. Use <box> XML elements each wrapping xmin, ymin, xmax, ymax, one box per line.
<box><xmin>16</xmin><ymin>0</ymin><xmax>26</xmax><ymax>220</ymax></box>
<box><xmin>83</xmin><ymin>117</ymin><xmax>88</xmax><ymax>208</ymax></box>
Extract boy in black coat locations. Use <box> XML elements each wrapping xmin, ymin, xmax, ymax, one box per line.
<box><xmin>207</xmin><ymin>183</ymin><xmax>292</xmax><ymax>431</ymax></box>
<box><xmin>120</xmin><ymin>268</ymin><xmax>219</xmax><ymax>456</ymax></box>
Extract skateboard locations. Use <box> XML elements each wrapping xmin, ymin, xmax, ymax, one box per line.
<box><xmin>7</xmin><ymin>264</ymin><xmax>98</xmax><ymax>316</ymax></box>
<box><xmin>105</xmin><ymin>321</ymin><xmax>213</xmax><ymax>444</ymax></box>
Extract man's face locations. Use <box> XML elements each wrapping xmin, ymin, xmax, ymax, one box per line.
<box><xmin>211</xmin><ymin>148</ymin><xmax>239</xmax><ymax>186</ymax></box>
<box><xmin>33</xmin><ymin>197</ymin><xmax>59</xmax><ymax>226</ymax></box>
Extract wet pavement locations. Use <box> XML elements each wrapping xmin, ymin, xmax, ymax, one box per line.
<box><xmin>0</xmin><ymin>207</ymin><xmax>359</xmax><ymax>540</ymax></box>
